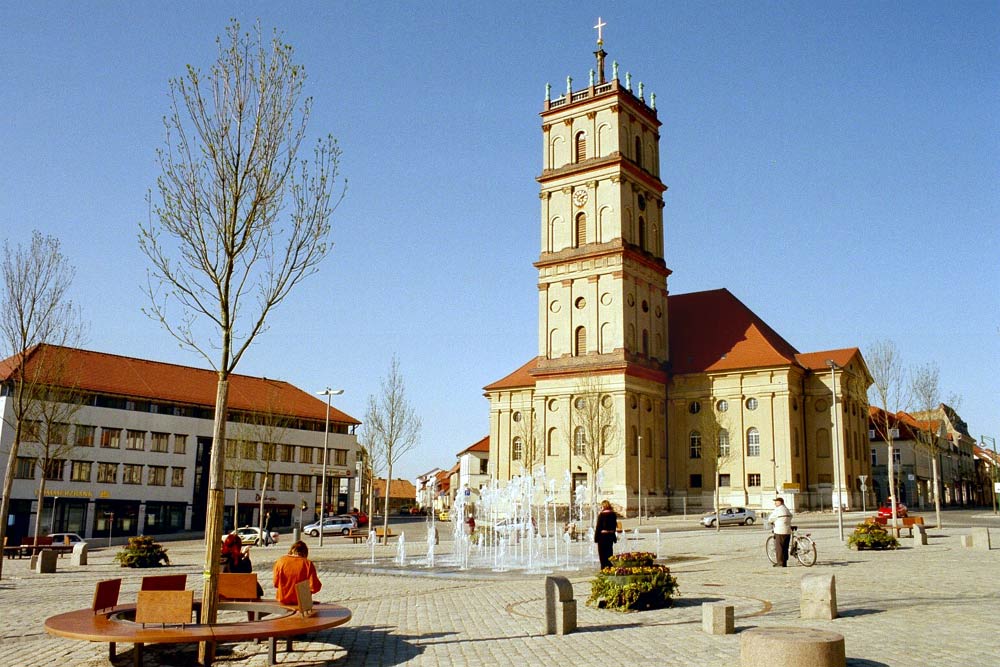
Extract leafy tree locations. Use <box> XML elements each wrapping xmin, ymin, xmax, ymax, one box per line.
<box><xmin>363</xmin><ymin>357</ymin><xmax>421</xmax><ymax>541</ymax></box>
<box><xmin>137</xmin><ymin>19</ymin><xmax>343</xmax><ymax>646</ymax></box>
<box><xmin>0</xmin><ymin>231</ymin><xmax>83</xmax><ymax>581</ymax></box>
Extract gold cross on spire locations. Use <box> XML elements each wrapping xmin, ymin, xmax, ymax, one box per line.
<box><xmin>594</xmin><ymin>17</ymin><xmax>607</xmax><ymax>45</ymax></box>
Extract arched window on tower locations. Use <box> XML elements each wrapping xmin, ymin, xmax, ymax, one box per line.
<box><xmin>634</xmin><ymin>135</ymin><xmax>643</xmax><ymax>168</ymax></box>
<box><xmin>689</xmin><ymin>431</ymin><xmax>702</xmax><ymax>459</ymax></box>
<box><xmin>575</xmin><ymin>131</ymin><xmax>587</xmax><ymax>163</ymax></box>
<box><xmin>575</xmin><ymin>212</ymin><xmax>587</xmax><ymax>247</ymax></box>
<box><xmin>575</xmin><ymin>326</ymin><xmax>587</xmax><ymax>356</ymax></box>
<box><xmin>573</xmin><ymin>427</ymin><xmax>586</xmax><ymax>455</ymax></box>
<box><xmin>512</xmin><ymin>437</ymin><xmax>523</xmax><ymax>461</ymax></box>
<box><xmin>547</xmin><ymin>428</ymin><xmax>557</xmax><ymax>456</ymax></box>
<box><xmin>638</xmin><ymin>216</ymin><xmax>646</xmax><ymax>250</ymax></box>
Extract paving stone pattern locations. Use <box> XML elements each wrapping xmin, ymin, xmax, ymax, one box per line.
<box><xmin>1</xmin><ymin>519</ymin><xmax>997</xmax><ymax>666</ymax></box>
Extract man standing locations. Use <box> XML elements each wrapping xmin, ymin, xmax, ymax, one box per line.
<box><xmin>768</xmin><ymin>497</ymin><xmax>793</xmax><ymax>567</ymax></box>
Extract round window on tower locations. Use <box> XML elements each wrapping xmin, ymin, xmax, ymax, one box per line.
<box><xmin>746</xmin><ymin>397</ymin><xmax>758</xmax><ymax>411</ymax></box>
<box><xmin>689</xmin><ymin>401</ymin><xmax>701</xmax><ymax>414</ymax></box>
<box><xmin>575</xmin><ymin>297</ymin><xmax>586</xmax><ymax>309</ymax></box>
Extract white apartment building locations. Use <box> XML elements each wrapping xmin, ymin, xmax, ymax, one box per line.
<box><xmin>1</xmin><ymin>345</ymin><xmax>360</xmax><ymax>541</ymax></box>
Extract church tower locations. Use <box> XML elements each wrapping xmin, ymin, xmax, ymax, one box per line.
<box><xmin>529</xmin><ymin>24</ymin><xmax>671</xmax><ymax>511</ymax></box>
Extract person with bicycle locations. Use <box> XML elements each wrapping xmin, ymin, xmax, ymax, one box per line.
<box><xmin>768</xmin><ymin>497</ymin><xmax>793</xmax><ymax>567</ymax></box>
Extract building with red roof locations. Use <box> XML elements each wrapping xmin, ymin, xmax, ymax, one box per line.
<box><xmin>483</xmin><ymin>45</ymin><xmax>873</xmax><ymax>512</ymax></box>
<box><xmin>1</xmin><ymin>344</ymin><xmax>361</xmax><ymax>542</ymax></box>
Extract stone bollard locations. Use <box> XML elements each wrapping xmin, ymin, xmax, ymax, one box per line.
<box><xmin>912</xmin><ymin>525</ymin><xmax>927</xmax><ymax>547</ymax></box>
<box><xmin>960</xmin><ymin>535</ymin><xmax>973</xmax><ymax>548</ymax></box>
<box><xmin>800</xmin><ymin>573</ymin><xmax>838</xmax><ymax>620</ymax></box>
<box><xmin>35</xmin><ymin>549</ymin><xmax>58</xmax><ymax>574</ymax></box>
<box><xmin>543</xmin><ymin>575</ymin><xmax>576</xmax><ymax>635</ymax></box>
<box><xmin>702</xmin><ymin>602</ymin><xmax>734</xmax><ymax>635</ymax></box>
<box><xmin>971</xmin><ymin>527</ymin><xmax>991</xmax><ymax>551</ymax></box>
<box><xmin>741</xmin><ymin>627</ymin><xmax>845</xmax><ymax>667</ymax></box>
<box><xmin>71</xmin><ymin>542</ymin><xmax>88</xmax><ymax>566</ymax></box>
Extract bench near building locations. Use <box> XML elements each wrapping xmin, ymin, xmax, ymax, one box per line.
<box><xmin>0</xmin><ymin>345</ymin><xmax>362</xmax><ymax>543</ymax></box>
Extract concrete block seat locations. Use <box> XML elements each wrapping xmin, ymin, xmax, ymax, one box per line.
<box><xmin>740</xmin><ymin>627</ymin><xmax>845</xmax><ymax>667</ymax></box>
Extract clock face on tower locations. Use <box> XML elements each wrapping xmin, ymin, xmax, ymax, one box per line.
<box><xmin>573</xmin><ymin>189</ymin><xmax>588</xmax><ymax>207</ymax></box>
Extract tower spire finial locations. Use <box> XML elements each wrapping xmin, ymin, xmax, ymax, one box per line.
<box><xmin>593</xmin><ymin>17</ymin><xmax>608</xmax><ymax>85</ymax></box>
<box><xmin>594</xmin><ymin>17</ymin><xmax>607</xmax><ymax>45</ymax></box>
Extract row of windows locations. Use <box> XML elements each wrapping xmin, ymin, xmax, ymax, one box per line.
<box><xmin>20</xmin><ymin>422</ymin><xmax>189</xmax><ymax>454</ymax></box>
<box><xmin>689</xmin><ymin>398</ymin><xmax>758</xmax><ymax>414</ymax></box>
<box><xmin>15</xmin><ymin>457</ymin><xmax>184</xmax><ymax>487</ymax></box>
<box><xmin>222</xmin><ymin>441</ymin><xmax>348</xmax><ymax>466</ymax></box>
<box><xmin>689</xmin><ymin>473</ymin><xmax>760</xmax><ymax>488</ymax></box>
<box><xmin>223</xmin><ymin>471</ymin><xmax>313</xmax><ymax>493</ymax></box>
<box><xmin>687</xmin><ymin>427</ymin><xmax>869</xmax><ymax>461</ymax></box>
<box><xmin>572</xmin><ymin>130</ymin><xmax>650</xmax><ymax>172</ymax></box>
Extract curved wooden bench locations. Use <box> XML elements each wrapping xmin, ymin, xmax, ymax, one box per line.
<box><xmin>44</xmin><ymin>600</ymin><xmax>351</xmax><ymax>666</ymax></box>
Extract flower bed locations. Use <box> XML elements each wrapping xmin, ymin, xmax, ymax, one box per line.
<box><xmin>847</xmin><ymin>522</ymin><xmax>899</xmax><ymax>551</ymax></box>
<box><xmin>587</xmin><ymin>551</ymin><xmax>678</xmax><ymax>612</ymax></box>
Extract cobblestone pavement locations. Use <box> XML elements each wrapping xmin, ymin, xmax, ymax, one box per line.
<box><xmin>1</xmin><ymin>517</ymin><xmax>998</xmax><ymax>666</ymax></box>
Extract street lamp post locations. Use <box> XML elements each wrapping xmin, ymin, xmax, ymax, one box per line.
<box><xmin>316</xmin><ymin>387</ymin><xmax>344</xmax><ymax>547</ymax></box>
<box><xmin>827</xmin><ymin>360</ymin><xmax>845</xmax><ymax>542</ymax></box>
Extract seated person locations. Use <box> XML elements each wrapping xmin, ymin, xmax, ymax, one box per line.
<box><xmin>273</xmin><ymin>540</ymin><xmax>322</xmax><ymax>606</ymax></box>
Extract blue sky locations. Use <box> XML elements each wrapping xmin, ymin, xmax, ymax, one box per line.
<box><xmin>2</xmin><ymin>2</ymin><xmax>998</xmax><ymax>480</ymax></box>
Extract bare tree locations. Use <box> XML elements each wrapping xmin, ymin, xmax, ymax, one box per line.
<box><xmin>910</xmin><ymin>362</ymin><xmax>943</xmax><ymax>528</ymax></box>
<box><xmin>696</xmin><ymin>408</ymin><xmax>736</xmax><ymax>533</ymax></box>
<box><xmin>0</xmin><ymin>231</ymin><xmax>82</xmax><ymax>581</ymax></box>
<box><xmin>512</xmin><ymin>406</ymin><xmax>544</xmax><ymax>475</ymax></box>
<box><xmin>571</xmin><ymin>375</ymin><xmax>621</xmax><ymax>508</ymax></box>
<box><xmin>137</xmin><ymin>20</ymin><xmax>343</xmax><ymax>645</ymax></box>
<box><xmin>25</xmin><ymin>380</ymin><xmax>85</xmax><ymax>546</ymax></box>
<box><xmin>866</xmin><ymin>339</ymin><xmax>909</xmax><ymax>530</ymax></box>
<box><xmin>363</xmin><ymin>357</ymin><xmax>421</xmax><ymax>541</ymax></box>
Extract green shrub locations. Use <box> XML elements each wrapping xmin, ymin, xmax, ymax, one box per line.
<box><xmin>114</xmin><ymin>535</ymin><xmax>171</xmax><ymax>568</ymax></box>
<box><xmin>847</xmin><ymin>522</ymin><xmax>899</xmax><ymax>550</ymax></box>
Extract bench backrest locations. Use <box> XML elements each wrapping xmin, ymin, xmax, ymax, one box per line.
<box><xmin>375</xmin><ymin>527</ymin><xmax>393</xmax><ymax>537</ymax></box>
<box><xmin>218</xmin><ymin>572</ymin><xmax>260</xmax><ymax>601</ymax></box>
<box><xmin>135</xmin><ymin>589</ymin><xmax>194</xmax><ymax>625</ymax></box>
<box><xmin>294</xmin><ymin>580</ymin><xmax>315</xmax><ymax>616</ymax></box>
<box><xmin>92</xmin><ymin>578</ymin><xmax>122</xmax><ymax>614</ymax></box>
<box><xmin>141</xmin><ymin>573</ymin><xmax>188</xmax><ymax>591</ymax></box>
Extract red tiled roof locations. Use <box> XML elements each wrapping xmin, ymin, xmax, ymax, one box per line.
<box><xmin>483</xmin><ymin>358</ymin><xmax>538</xmax><ymax>391</ymax></box>
<box><xmin>373</xmin><ymin>478</ymin><xmax>416</xmax><ymax>500</ymax></box>
<box><xmin>668</xmin><ymin>289</ymin><xmax>800</xmax><ymax>374</ymax></box>
<box><xmin>459</xmin><ymin>435</ymin><xmax>489</xmax><ymax>455</ymax></box>
<box><xmin>0</xmin><ymin>344</ymin><xmax>360</xmax><ymax>425</ymax></box>
<box><xmin>794</xmin><ymin>348</ymin><xmax>861</xmax><ymax>371</ymax></box>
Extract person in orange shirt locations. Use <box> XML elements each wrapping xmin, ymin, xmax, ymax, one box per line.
<box><xmin>272</xmin><ymin>540</ymin><xmax>322</xmax><ymax>605</ymax></box>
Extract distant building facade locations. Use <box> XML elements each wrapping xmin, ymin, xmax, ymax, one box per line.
<box><xmin>1</xmin><ymin>345</ymin><xmax>360</xmax><ymax>541</ymax></box>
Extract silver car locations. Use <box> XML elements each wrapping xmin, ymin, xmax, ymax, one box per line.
<box><xmin>303</xmin><ymin>516</ymin><xmax>355</xmax><ymax>537</ymax></box>
<box><xmin>700</xmin><ymin>507</ymin><xmax>758</xmax><ymax>528</ymax></box>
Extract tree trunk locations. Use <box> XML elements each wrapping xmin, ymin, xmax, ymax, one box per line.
<box><xmin>32</xmin><ymin>477</ymin><xmax>48</xmax><ymax>546</ymax></box>
<box><xmin>714</xmin><ymin>471</ymin><xmax>721</xmax><ymax>533</ymax></box>
<box><xmin>382</xmin><ymin>462</ymin><xmax>393</xmax><ymax>540</ymax></box>
<box><xmin>198</xmin><ymin>379</ymin><xmax>229</xmax><ymax>666</ymax></box>
<box><xmin>931</xmin><ymin>457</ymin><xmax>942</xmax><ymax>529</ymax></box>
<box><xmin>258</xmin><ymin>476</ymin><xmax>268</xmax><ymax>545</ymax></box>
<box><xmin>887</xmin><ymin>443</ymin><xmax>899</xmax><ymax>529</ymax></box>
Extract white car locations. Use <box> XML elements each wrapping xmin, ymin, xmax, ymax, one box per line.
<box><xmin>303</xmin><ymin>516</ymin><xmax>355</xmax><ymax>537</ymax></box>
<box><xmin>233</xmin><ymin>526</ymin><xmax>279</xmax><ymax>546</ymax></box>
<box><xmin>47</xmin><ymin>532</ymin><xmax>86</xmax><ymax>544</ymax></box>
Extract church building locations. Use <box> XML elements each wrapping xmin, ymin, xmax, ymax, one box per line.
<box><xmin>484</xmin><ymin>29</ymin><xmax>872</xmax><ymax>513</ymax></box>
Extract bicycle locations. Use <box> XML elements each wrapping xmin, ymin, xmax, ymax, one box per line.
<box><xmin>765</xmin><ymin>525</ymin><xmax>817</xmax><ymax>567</ymax></box>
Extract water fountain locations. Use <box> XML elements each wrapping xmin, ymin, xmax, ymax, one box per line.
<box><xmin>383</xmin><ymin>465</ymin><xmax>609</xmax><ymax>575</ymax></box>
